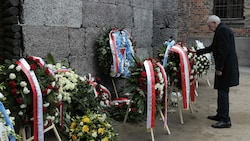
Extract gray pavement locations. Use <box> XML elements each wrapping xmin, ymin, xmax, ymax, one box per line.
<box><xmin>45</xmin><ymin>66</ymin><xmax>250</xmax><ymax>141</ymax></box>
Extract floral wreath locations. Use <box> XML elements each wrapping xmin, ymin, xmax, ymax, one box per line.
<box><xmin>157</xmin><ymin>41</ymin><xmax>196</xmax><ymax>89</ymax></box>
<box><xmin>117</xmin><ymin>57</ymin><xmax>167</xmax><ymax>122</ymax></box>
<box><xmin>96</xmin><ymin>28</ymin><xmax>136</xmax><ymax>76</ymax></box>
<box><xmin>0</xmin><ymin>56</ymin><xmax>59</xmax><ymax>128</ymax></box>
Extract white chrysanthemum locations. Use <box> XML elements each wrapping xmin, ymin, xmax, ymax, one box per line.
<box><xmin>57</xmin><ymin>94</ymin><xmax>63</xmax><ymax>101</ymax></box>
<box><xmin>92</xmin><ymin>131</ymin><xmax>98</xmax><ymax>138</ymax></box>
<box><xmin>8</xmin><ymin>64</ymin><xmax>15</xmax><ymax>69</ymax></box>
<box><xmin>9</xmin><ymin>73</ymin><xmax>16</xmax><ymax>79</ymax></box>
<box><xmin>78</xmin><ymin>121</ymin><xmax>83</xmax><ymax>126</ymax></box>
<box><xmin>55</xmin><ymin>63</ymin><xmax>62</xmax><ymax>69</ymax></box>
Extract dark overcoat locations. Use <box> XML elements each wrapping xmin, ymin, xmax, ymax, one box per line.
<box><xmin>197</xmin><ymin>23</ymin><xmax>239</xmax><ymax>89</ymax></box>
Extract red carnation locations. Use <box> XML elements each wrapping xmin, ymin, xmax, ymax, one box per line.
<box><xmin>11</xmin><ymin>88</ymin><xmax>18</xmax><ymax>95</ymax></box>
<box><xmin>154</xmin><ymin>71</ymin><xmax>157</xmax><ymax>76</ymax></box>
<box><xmin>47</xmin><ymin>84</ymin><xmax>53</xmax><ymax>89</ymax></box>
<box><xmin>16</xmin><ymin>98</ymin><xmax>22</xmax><ymax>104</ymax></box>
<box><xmin>148</xmin><ymin>58</ymin><xmax>153</xmax><ymax>61</ymax></box>
<box><xmin>140</xmin><ymin>85</ymin><xmax>146</xmax><ymax>91</ymax></box>
<box><xmin>137</xmin><ymin>62</ymin><xmax>143</xmax><ymax>67</ymax></box>
<box><xmin>45</xmin><ymin>68</ymin><xmax>51</xmax><ymax>75</ymax></box>
<box><xmin>9</xmin><ymin>80</ymin><xmax>16</xmax><ymax>88</ymax></box>
<box><xmin>138</xmin><ymin>77</ymin><xmax>145</xmax><ymax>83</ymax></box>
<box><xmin>42</xmin><ymin>88</ymin><xmax>48</xmax><ymax>95</ymax></box>
<box><xmin>95</xmin><ymin>77</ymin><xmax>101</xmax><ymax>83</ymax></box>
<box><xmin>140</xmin><ymin>71</ymin><xmax>147</xmax><ymax>77</ymax></box>
<box><xmin>155</xmin><ymin>58</ymin><xmax>160</xmax><ymax>62</ymax></box>
<box><xmin>27</xmin><ymin>56</ymin><xmax>32</xmax><ymax>60</ymax></box>
<box><xmin>131</xmin><ymin>107</ymin><xmax>137</xmax><ymax>112</ymax></box>
<box><xmin>155</xmin><ymin>77</ymin><xmax>160</xmax><ymax>83</ymax></box>
<box><xmin>43</xmin><ymin>107</ymin><xmax>47</xmax><ymax>112</ymax></box>
<box><xmin>118</xmin><ymin>103</ymin><xmax>123</xmax><ymax>108</ymax></box>
<box><xmin>30</xmin><ymin>64</ymin><xmax>36</xmax><ymax>70</ymax></box>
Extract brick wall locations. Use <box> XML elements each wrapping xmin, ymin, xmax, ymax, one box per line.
<box><xmin>178</xmin><ymin>0</ymin><xmax>250</xmax><ymax>66</ymax></box>
<box><xmin>178</xmin><ymin>0</ymin><xmax>250</xmax><ymax>41</ymax></box>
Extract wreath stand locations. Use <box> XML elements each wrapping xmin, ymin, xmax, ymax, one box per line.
<box><xmin>123</xmin><ymin>101</ymin><xmax>170</xmax><ymax>141</ymax></box>
<box><xmin>111</xmin><ymin>78</ymin><xmax>119</xmax><ymax>98</ymax></box>
<box><xmin>169</xmin><ymin>83</ymin><xmax>193</xmax><ymax>124</ymax></box>
<box><xmin>19</xmin><ymin>123</ymin><xmax>62</xmax><ymax>141</ymax></box>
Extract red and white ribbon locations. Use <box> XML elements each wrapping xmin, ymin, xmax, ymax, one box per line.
<box><xmin>87</xmin><ymin>74</ymin><xmax>111</xmax><ymax>98</ymax></box>
<box><xmin>170</xmin><ymin>45</ymin><xmax>190</xmax><ymax>110</ymax></box>
<box><xmin>110</xmin><ymin>97</ymin><xmax>130</xmax><ymax>106</ymax></box>
<box><xmin>16</xmin><ymin>58</ymin><xmax>44</xmax><ymax>141</ymax></box>
<box><xmin>27</xmin><ymin>56</ymin><xmax>45</xmax><ymax>67</ymax></box>
<box><xmin>109</xmin><ymin>29</ymin><xmax>120</xmax><ymax>77</ymax></box>
<box><xmin>144</xmin><ymin>60</ymin><xmax>156</xmax><ymax>129</ymax></box>
<box><xmin>156</xmin><ymin>62</ymin><xmax>168</xmax><ymax>128</ymax></box>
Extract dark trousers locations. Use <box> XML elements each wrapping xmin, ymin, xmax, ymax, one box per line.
<box><xmin>217</xmin><ymin>88</ymin><xmax>230</xmax><ymax>122</ymax></box>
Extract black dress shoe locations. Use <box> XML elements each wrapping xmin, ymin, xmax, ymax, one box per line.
<box><xmin>211</xmin><ymin>121</ymin><xmax>231</xmax><ymax>128</ymax></box>
<box><xmin>207</xmin><ymin>115</ymin><xmax>220</xmax><ymax>121</ymax></box>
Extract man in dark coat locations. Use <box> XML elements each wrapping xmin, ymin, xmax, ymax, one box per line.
<box><xmin>197</xmin><ymin>15</ymin><xmax>239</xmax><ymax>128</ymax></box>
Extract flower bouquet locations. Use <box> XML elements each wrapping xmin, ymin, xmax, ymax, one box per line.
<box><xmin>46</xmin><ymin>63</ymin><xmax>102</xmax><ymax>132</ymax></box>
<box><xmin>192</xmin><ymin>40</ymin><xmax>211</xmax><ymax>77</ymax></box>
<box><xmin>69</xmin><ymin>111</ymin><xmax>117</xmax><ymax>141</ymax></box>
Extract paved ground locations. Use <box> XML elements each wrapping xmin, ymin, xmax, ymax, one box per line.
<box><xmin>114</xmin><ymin>66</ymin><xmax>250</xmax><ymax>141</ymax></box>
<box><xmin>45</xmin><ymin>66</ymin><xmax>250</xmax><ymax>141</ymax></box>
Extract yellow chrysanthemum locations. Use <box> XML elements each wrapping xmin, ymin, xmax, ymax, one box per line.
<box><xmin>70</xmin><ymin>122</ymin><xmax>76</xmax><ymax>129</ymax></box>
<box><xmin>98</xmin><ymin>128</ymin><xmax>105</xmax><ymax>135</ymax></box>
<box><xmin>72</xmin><ymin>135</ymin><xmax>78</xmax><ymax>141</ymax></box>
<box><xmin>82</xmin><ymin>125</ymin><xmax>89</xmax><ymax>132</ymax></box>
<box><xmin>82</xmin><ymin>116</ymin><xmax>91</xmax><ymax>123</ymax></box>
<box><xmin>102</xmin><ymin>137</ymin><xmax>109</xmax><ymax>141</ymax></box>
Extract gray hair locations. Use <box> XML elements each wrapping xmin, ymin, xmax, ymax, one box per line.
<box><xmin>207</xmin><ymin>15</ymin><xmax>221</xmax><ymax>24</ymax></box>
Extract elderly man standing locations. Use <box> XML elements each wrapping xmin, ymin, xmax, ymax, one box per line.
<box><xmin>197</xmin><ymin>15</ymin><xmax>239</xmax><ymax>128</ymax></box>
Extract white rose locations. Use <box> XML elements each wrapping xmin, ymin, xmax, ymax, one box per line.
<box><xmin>0</xmin><ymin>92</ymin><xmax>4</xmax><ymax>99</ymax></box>
<box><xmin>9</xmin><ymin>73</ymin><xmax>16</xmax><ymax>79</ymax></box>
<box><xmin>43</xmin><ymin>103</ymin><xmax>50</xmax><ymax>107</ymax></box>
<box><xmin>20</xmin><ymin>81</ymin><xmax>27</xmax><ymax>87</ymax></box>
<box><xmin>6</xmin><ymin>109</ymin><xmax>11</xmax><ymax>115</ymax></box>
<box><xmin>20</xmin><ymin>104</ymin><xmax>27</xmax><ymax>109</ymax></box>
<box><xmin>8</xmin><ymin>64</ymin><xmax>15</xmax><ymax>69</ymax></box>
<box><xmin>18</xmin><ymin>111</ymin><xmax>23</xmax><ymax>116</ymax></box>
<box><xmin>16</xmin><ymin>66</ymin><xmax>21</xmax><ymax>71</ymax></box>
<box><xmin>23</xmin><ymin>87</ymin><xmax>30</xmax><ymax>94</ymax></box>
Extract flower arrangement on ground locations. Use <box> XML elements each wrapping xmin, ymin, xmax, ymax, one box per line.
<box><xmin>46</xmin><ymin>62</ymin><xmax>102</xmax><ymax>133</ymax></box>
<box><xmin>0</xmin><ymin>57</ymin><xmax>59</xmax><ymax>129</ymax></box>
<box><xmin>69</xmin><ymin>111</ymin><xmax>117</xmax><ymax>141</ymax></box>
